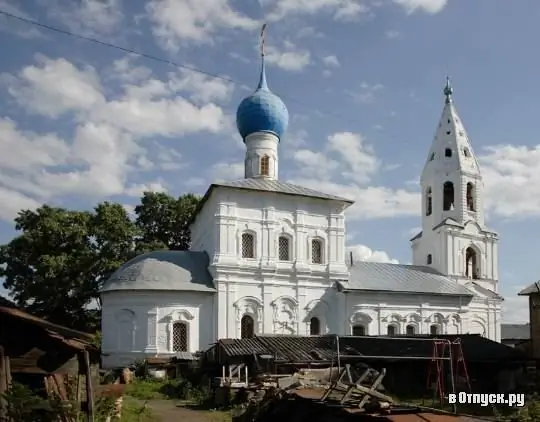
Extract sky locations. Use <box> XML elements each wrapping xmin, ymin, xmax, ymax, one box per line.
<box><xmin>0</xmin><ymin>0</ymin><xmax>539</xmax><ymax>324</ymax></box>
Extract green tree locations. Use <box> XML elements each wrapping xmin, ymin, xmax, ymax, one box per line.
<box><xmin>0</xmin><ymin>192</ymin><xmax>201</xmax><ymax>331</ymax></box>
<box><xmin>135</xmin><ymin>192</ymin><xmax>201</xmax><ymax>250</ymax></box>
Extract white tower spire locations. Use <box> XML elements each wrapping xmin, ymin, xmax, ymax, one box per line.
<box><xmin>411</xmin><ymin>78</ymin><xmax>499</xmax><ymax>293</ymax></box>
<box><xmin>420</xmin><ymin>77</ymin><xmax>484</xmax><ymax>228</ymax></box>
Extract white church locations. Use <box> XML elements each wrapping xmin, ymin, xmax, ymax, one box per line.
<box><xmin>100</xmin><ymin>42</ymin><xmax>503</xmax><ymax>369</ymax></box>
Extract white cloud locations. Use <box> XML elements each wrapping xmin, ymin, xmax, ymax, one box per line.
<box><xmin>347</xmin><ymin>244</ymin><xmax>399</xmax><ymax>264</ymax></box>
<box><xmin>393</xmin><ymin>0</ymin><xmax>448</xmax><ymax>14</ymax></box>
<box><xmin>146</xmin><ymin>0</ymin><xmax>259</xmax><ymax>51</ymax></box>
<box><xmin>0</xmin><ymin>0</ymin><xmax>44</xmax><ymax>39</ymax></box>
<box><xmin>501</xmin><ymin>285</ymin><xmax>529</xmax><ymax>323</ymax></box>
<box><xmin>479</xmin><ymin>144</ymin><xmax>540</xmax><ymax>219</ymax></box>
<box><xmin>265</xmin><ymin>41</ymin><xmax>311</xmax><ymax>72</ymax></box>
<box><xmin>385</xmin><ymin>30</ymin><xmax>400</xmax><ymax>39</ymax></box>
<box><xmin>45</xmin><ymin>0</ymin><xmax>124</xmax><ymax>37</ymax></box>
<box><xmin>322</xmin><ymin>55</ymin><xmax>340</xmax><ymax>67</ymax></box>
<box><xmin>288</xmin><ymin>131</ymin><xmax>419</xmax><ymax>220</ymax></box>
<box><xmin>0</xmin><ymin>55</ymin><xmax>232</xmax><ymax>217</ymax></box>
<box><xmin>266</xmin><ymin>0</ymin><xmax>370</xmax><ymax>22</ymax></box>
<box><xmin>211</xmin><ymin>161</ymin><xmax>244</xmax><ymax>182</ymax></box>
<box><xmin>0</xmin><ymin>186</ymin><xmax>41</xmax><ymax>221</ymax></box>
<box><xmin>350</xmin><ymin>81</ymin><xmax>384</xmax><ymax>104</ymax></box>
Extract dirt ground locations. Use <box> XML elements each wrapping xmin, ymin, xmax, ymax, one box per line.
<box><xmin>145</xmin><ymin>399</ymin><xmax>232</xmax><ymax>422</ymax></box>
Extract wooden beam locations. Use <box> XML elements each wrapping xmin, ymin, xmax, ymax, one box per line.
<box><xmin>83</xmin><ymin>351</ymin><xmax>94</xmax><ymax>422</ymax></box>
<box><xmin>0</xmin><ymin>346</ymin><xmax>8</xmax><ymax>420</ymax></box>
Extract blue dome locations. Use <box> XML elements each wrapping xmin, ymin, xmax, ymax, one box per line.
<box><xmin>236</xmin><ymin>59</ymin><xmax>289</xmax><ymax>141</ymax></box>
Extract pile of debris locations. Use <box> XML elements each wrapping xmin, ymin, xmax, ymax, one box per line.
<box><xmin>232</xmin><ymin>364</ymin><xmax>472</xmax><ymax>422</ymax></box>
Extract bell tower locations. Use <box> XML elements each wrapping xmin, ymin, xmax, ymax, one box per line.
<box><xmin>411</xmin><ymin>78</ymin><xmax>499</xmax><ymax>293</ymax></box>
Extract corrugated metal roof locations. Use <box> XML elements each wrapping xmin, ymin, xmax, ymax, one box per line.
<box><xmin>342</xmin><ymin>262</ymin><xmax>473</xmax><ymax>296</ymax></box>
<box><xmin>501</xmin><ymin>323</ymin><xmax>530</xmax><ymax>340</ymax></box>
<box><xmin>101</xmin><ymin>250</ymin><xmax>215</xmax><ymax>293</ymax></box>
<box><xmin>218</xmin><ymin>337</ymin><xmax>273</xmax><ymax>357</ymax></box>
<box><xmin>213</xmin><ymin>179</ymin><xmax>354</xmax><ymax>203</ymax></box>
<box><xmin>215</xmin><ymin>334</ymin><xmax>525</xmax><ymax>363</ymax></box>
<box><xmin>518</xmin><ymin>281</ymin><xmax>540</xmax><ymax>296</ymax></box>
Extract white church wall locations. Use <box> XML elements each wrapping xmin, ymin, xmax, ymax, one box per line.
<box><xmin>194</xmin><ymin>188</ymin><xmax>348</xmax><ymax>273</ymax></box>
<box><xmin>217</xmin><ymin>276</ymin><xmax>338</xmax><ymax>339</ymax></box>
<box><xmin>342</xmin><ymin>291</ymin><xmax>473</xmax><ymax>336</ymax></box>
<box><xmin>101</xmin><ymin>291</ymin><xmax>215</xmax><ymax>369</ymax></box>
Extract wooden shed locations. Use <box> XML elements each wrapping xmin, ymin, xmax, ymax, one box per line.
<box><xmin>0</xmin><ymin>303</ymin><xmax>99</xmax><ymax>420</ymax></box>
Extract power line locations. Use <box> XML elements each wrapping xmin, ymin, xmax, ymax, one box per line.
<box><xmin>0</xmin><ymin>8</ymin><xmax>358</xmax><ymax>126</ymax></box>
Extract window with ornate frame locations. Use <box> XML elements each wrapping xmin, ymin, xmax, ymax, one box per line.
<box><xmin>172</xmin><ymin>321</ymin><xmax>188</xmax><ymax>352</ymax></box>
<box><xmin>241</xmin><ymin>315</ymin><xmax>255</xmax><ymax>338</ymax></box>
<box><xmin>309</xmin><ymin>317</ymin><xmax>321</xmax><ymax>335</ymax></box>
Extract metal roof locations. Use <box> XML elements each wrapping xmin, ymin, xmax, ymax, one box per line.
<box><xmin>341</xmin><ymin>262</ymin><xmax>473</xmax><ymax>296</ymax></box>
<box><xmin>501</xmin><ymin>323</ymin><xmax>530</xmax><ymax>340</ymax></box>
<box><xmin>214</xmin><ymin>334</ymin><xmax>525</xmax><ymax>363</ymax></box>
<box><xmin>101</xmin><ymin>250</ymin><xmax>215</xmax><ymax>293</ymax></box>
<box><xmin>212</xmin><ymin>178</ymin><xmax>354</xmax><ymax>203</ymax></box>
<box><xmin>518</xmin><ymin>281</ymin><xmax>540</xmax><ymax>296</ymax></box>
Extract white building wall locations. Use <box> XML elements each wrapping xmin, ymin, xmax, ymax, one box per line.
<box><xmin>190</xmin><ymin>187</ymin><xmax>350</xmax><ymax>340</ymax></box>
<box><xmin>101</xmin><ymin>291</ymin><xmax>215</xmax><ymax>369</ymax></box>
<box><xmin>342</xmin><ymin>291</ymin><xmax>473</xmax><ymax>336</ymax></box>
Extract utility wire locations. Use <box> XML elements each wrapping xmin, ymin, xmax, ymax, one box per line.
<box><xmin>0</xmin><ymin>8</ymin><xmax>358</xmax><ymax>126</ymax></box>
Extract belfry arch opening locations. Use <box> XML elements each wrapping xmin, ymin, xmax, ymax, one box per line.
<box><xmin>465</xmin><ymin>247</ymin><xmax>480</xmax><ymax>280</ymax></box>
<box><xmin>425</xmin><ymin>187</ymin><xmax>432</xmax><ymax>216</ymax></box>
<box><xmin>443</xmin><ymin>181</ymin><xmax>454</xmax><ymax>211</ymax></box>
<box><xmin>466</xmin><ymin>182</ymin><xmax>475</xmax><ymax>211</ymax></box>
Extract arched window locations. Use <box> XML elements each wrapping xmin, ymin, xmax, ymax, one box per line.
<box><xmin>465</xmin><ymin>247</ymin><xmax>479</xmax><ymax>279</ymax></box>
<box><xmin>430</xmin><ymin>324</ymin><xmax>440</xmax><ymax>335</ymax></box>
<box><xmin>172</xmin><ymin>322</ymin><xmax>188</xmax><ymax>352</ymax></box>
<box><xmin>387</xmin><ymin>325</ymin><xmax>397</xmax><ymax>336</ymax></box>
<box><xmin>241</xmin><ymin>315</ymin><xmax>254</xmax><ymax>339</ymax></box>
<box><xmin>427</xmin><ymin>254</ymin><xmax>433</xmax><ymax>265</ymax></box>
<box><xmin>463</xmin><ymin>147</ymin><xmax>470</xmax><ymax>157</ymax></box>
<box><xmin>241</xmin><ymin>232</ymin><xmax>255</xmax><ymax>258</ymax></box>
<box><xmin>466</xmin><ymin>183</ymin><xmax>475</xmax><ymax>211</ymax></box>
<box><xmin>278</xmin><ymin>236</ymin><xmax>290</xmax><ymax>261</ymax></box>
<box><xmin>406</xmin><ymin>325</ymin><xmax>416</xmax><ymax>336</ymax></box>
<box><xmin>260</xmin><ymin>155</ymin><xmax>270</xmax><ymax>176</ymax></box>
<box><xmin>425</xmin><ymin>187</ymin><xmax>432</xmax><ymax>216</ymax></box>
<box><xmin>429</xmin><ymin>153</ymin><xmax>435</xmax><ymax>161</ymax></box>
<box><xmin>443</xmin><ymin>181</ymin><xmax>454</xmax><ymax>211</ymax></box>
<box><xmin>311</xmin><ymin>239</ymin><xmax>323</xmax><ymax>264</ymax></box>
<box><xmin>310</xmin><ymin>317</ymin><xmax>321</xmax><ymax>335</ymax></box>
<box><xmin>445</xmin><ymin>148</ymin><xmax>452</xmax><ymax>157</ymax></box>
<box><xmin>352</xmin><ymin>325</ymin><xmax>366</xmax><ymax>336</ymax></box>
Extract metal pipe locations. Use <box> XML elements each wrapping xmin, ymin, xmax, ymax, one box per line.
<box><xmin>336</xmin><ymin>334</ymin><xmax>341</xmax><ymax>374</ymax></box>
<box><xmin>448</xmin><ymin>342</ymin><xmax>456</xmax><ymax>413</ymax></box>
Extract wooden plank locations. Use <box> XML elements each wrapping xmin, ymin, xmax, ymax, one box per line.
<box><xmin>83</xmin><ymin>351</ymin><xmax>94</xmax><ymax>422</ymax></box>
<box><xmin>0</xmin><ymin>346</ymin><xmax>8</xmax><ymax>421</ymax></box>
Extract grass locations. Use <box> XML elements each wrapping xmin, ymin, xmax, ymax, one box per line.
<box><xmin>119</xmin><ymin>397</ymin><xmax>161</xmax><ymax>422</ymax></box>
<box><xmin>124</xmin><ymin>378</ymin><xmax>170</xmax><ymax>400</ymax></box>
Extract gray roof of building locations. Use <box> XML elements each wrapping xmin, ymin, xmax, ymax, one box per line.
<box><xmin>518</xmin><ymin>281</ymin><xmax>540</xmax><ymax>296</ymax></box>
<box><xmin>101</xmin><ymin>250</ymin><xmax>215</xmax><ymax>293</ymax></box>
<box><xmin>340</xmin><ymin>262</ymin><xmax>473</xmax><ymax>296</ymax></box>
<box><xmin>213</xmin><ymin>179</ymin><xmax>354</xmax><ymax>203</ymax></box>
<box><xmin>501</xmin><ymin>323</ymin><xmax>530</xmax><ymax>340</ymax></box>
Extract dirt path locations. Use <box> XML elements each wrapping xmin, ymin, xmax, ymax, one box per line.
<box><xmin>144</xmin><ymin>399</ymin><xmax>232</xmax><ymax>422</ymax></box>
